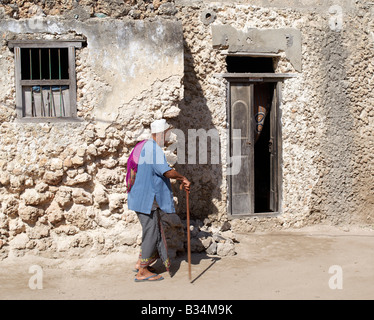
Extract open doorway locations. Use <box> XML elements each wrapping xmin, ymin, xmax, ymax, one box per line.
<box><xmin>226</xmin><ymin>55</ymin><xmax>282</xmax><ymax>216</ymax></box>
<box><xmin>253</xmin><ymin>83</ymin><xmax>275</xmax><ymax>213</ymax></box>
<box><xmin>227</xmin><ymin>80</ymin><xmax>280</xmax><ymax>216</ymax></box>
<box><xmin>224</xmin><ymin>55</ymin><xmax>294</xmax><ymax>217</ymax></box>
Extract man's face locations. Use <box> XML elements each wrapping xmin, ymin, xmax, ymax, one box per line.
<box><xmin>159</xmin><ymin>129</ymin><xmax>172</xmax><ymax>147</ymax></box>
<box><xmin>155</xmin><ymin>128</ymin><xmax>172</xmax><ymax>147</ymax></box>
<box><xmin>164</xmin><ymin>128</ymin><xmax>172</xmax><ymax>144</ymax></box>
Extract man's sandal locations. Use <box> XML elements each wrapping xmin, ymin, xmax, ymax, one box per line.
<box><xmin>134</xmin><ymin>274</ymin><xmax>164</xmax><ymax>282</ymax></box>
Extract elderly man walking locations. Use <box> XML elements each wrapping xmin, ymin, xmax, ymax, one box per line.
<box><xmin>127</xmin><ymin>119</ymin><xmax>191</xmax><ymax>282</ymax></box>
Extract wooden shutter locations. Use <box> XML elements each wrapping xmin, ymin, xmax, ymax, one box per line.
<box><xmin>229</xmin><ymin>82</ymin><xmax>254</xmax><ymax>215</ymax></box>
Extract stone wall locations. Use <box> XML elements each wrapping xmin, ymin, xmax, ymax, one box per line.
<box><xmin>172</xmin><ymin>0</ymin><xmax>374</xmax><ymax>233</ymax></box>
<box><xmin>0</xmin><ymin>4</ymin><xmax>185</xmax><ymax>259</ymax></box>
<box><xmin>0</xmin><ymin>0</ymin><xmax>373</xmax><ymax>260</ymax></box>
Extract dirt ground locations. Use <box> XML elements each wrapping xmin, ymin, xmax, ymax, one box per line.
<box><xmin>1</xmin><ymin>224</ymin><xmax>374</xmax><ymax>300</ymax></box>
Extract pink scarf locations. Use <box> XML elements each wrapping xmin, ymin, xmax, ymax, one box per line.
<box><xmin>126</xmin><ymin>140</ymin><xmax>147</xmax><ymax>192</ymax></box>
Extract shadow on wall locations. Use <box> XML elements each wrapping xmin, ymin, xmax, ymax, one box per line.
<box><xmin>170</xmin><ymin>39</ymin><xmax>223</xmax><ymax>222</ymax></box>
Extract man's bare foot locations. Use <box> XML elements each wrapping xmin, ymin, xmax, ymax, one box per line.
<box><xmin>135</xmin><ymin>267</ymin><xmax>163</xmax><ymax>281</ymax></box>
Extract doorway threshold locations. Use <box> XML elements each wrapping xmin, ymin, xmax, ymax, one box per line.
<box><xmin>227</xmin><ymin>211</ymin><xmax>282</xmax><ymax>220</ymax></box>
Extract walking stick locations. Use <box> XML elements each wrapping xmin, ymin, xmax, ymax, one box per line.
<box><xmin>186</xmin><ymin>189</ymin><xmax>192</xmax><ymax>281</ymax></box>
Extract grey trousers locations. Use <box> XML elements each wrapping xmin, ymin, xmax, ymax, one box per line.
<box><xmin>136</xmin><ymin>209</ymin><xmax>170</xmax><ymax>271</ymax></box>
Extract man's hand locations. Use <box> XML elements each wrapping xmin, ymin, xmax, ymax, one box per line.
<box><xmin>164</xmin><ymin>169</ymin><xmax>191</xmax><ymax>193</ymax></box>
<box><xmin>179</xmin><ymin>177</ymin><xmax>191</xmax><ymax>193</ymax></box>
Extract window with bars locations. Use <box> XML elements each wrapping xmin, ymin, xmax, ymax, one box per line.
<box><xmin>8</xmin><ymin>40</ymin><xmax>83</xmax><ymax>121</ymax></box>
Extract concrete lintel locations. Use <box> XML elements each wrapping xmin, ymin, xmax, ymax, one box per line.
<box><xmin>212</xmin><ymin>25</ymin><xmax>302</xmax><ymax>72</ymax></box>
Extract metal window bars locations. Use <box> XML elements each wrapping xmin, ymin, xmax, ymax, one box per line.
<box><xmin>26</xmin><ymin>48</ymin><xmax>68</xmax><ymax>118</ymax></box>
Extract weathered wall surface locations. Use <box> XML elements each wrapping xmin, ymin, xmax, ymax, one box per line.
<box><xmin>172</xmin><ymin>0</ymin><xmax>374</xmax><ymax>233</ymax></box>
<box><xmin>0</xmin><ymin>4</ymin><xmax>185</xmax><ymax>259</ymax></box>
<box><xmin>0</xmin><ymin>0</ymin><xmax>373</xmax><ymax>260</ymax></box>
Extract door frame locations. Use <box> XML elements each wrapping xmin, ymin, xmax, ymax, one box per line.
<box><xmin>226</xmin><ymin>76</ymin><xmax>285</xmax><ymax>219</ymax></box>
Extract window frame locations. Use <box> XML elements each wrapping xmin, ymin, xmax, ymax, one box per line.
<box><xmin>8</xmin><ymin>40</ymin><xmax>84</xmax><ymax>122</ymax></box>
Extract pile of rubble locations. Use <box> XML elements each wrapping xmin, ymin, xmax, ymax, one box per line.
<box><xmin>161</xmin><ymin>213</ymin><xmax>237</xmax><ymax>258</ymax></box>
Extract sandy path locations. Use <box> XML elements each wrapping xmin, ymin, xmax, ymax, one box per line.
<box><xmin>1</xmin><ymin>226</ymin><xmax>373</xmax><ymax>300</ymax></box>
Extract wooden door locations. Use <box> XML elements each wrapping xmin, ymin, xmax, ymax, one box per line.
<box><xmin>229</xmin><ymin>82</ymin><xmax>254</xmax><ymax>215</ymax></box>
<box><xmin>269</xmin><ymin>84</ymin><xmax>278</xmax><ymax>212</ymax></box>
<box><xmin>228</xmin><ymin>81</ymin><xmax>280</xmax><ymax>216</ymax></box>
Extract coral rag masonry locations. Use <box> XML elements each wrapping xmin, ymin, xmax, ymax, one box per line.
<box><xmin>0</xmin><ymin>0</ymin><xmax>373</xmax><ymax>261</ymax></box>
<box><xmin>0</xmin><ymin>11</ymin><xmax>185</xmax><ymax>259</ymax></box>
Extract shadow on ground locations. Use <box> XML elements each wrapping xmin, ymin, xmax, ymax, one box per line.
<box><xmin>152</xmin><ymin>253</ymin><xmax>221</xmax><ymax>283</ymax></box>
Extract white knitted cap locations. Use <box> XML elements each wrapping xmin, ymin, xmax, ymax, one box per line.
<box><xmin>151</xmin><ymin>119</ymin><xmax>170</xmax><ymax>134</ymax></box>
